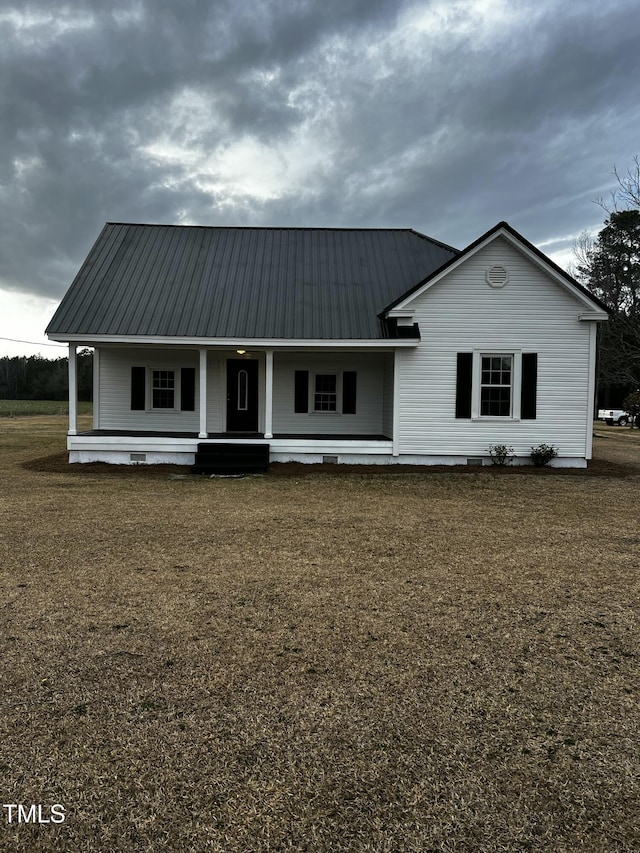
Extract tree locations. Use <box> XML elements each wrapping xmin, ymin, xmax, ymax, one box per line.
<box><xmin>597</xmin><ymin>155</ymin><xmax>640</xmax><ymax>212</ymax></box>
<box><xmin>0</xmin><ymin>350</ymin><xmax>93</xmax><ymax>401</ymax></box>
<box><xmin>575</xmin><ymin>209</ymin><xmax>640</xmax><ymax>315</ymax></box>
<box><xmin>575</xmin><ymin>167</ymin><xmax>640</xmax><ymax>400</ymax></box>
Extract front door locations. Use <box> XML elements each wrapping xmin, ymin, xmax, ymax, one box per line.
<box><xmin>226</xmin><ymin>359</ymin><xmax>259</xmax><ymax>432</ymax></box>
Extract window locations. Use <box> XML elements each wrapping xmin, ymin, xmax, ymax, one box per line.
<box><xmin>237</xmin><ymin>369</ymin><xmax>249</xmax><ymax>411</ymax></box>
<box><xmin>152</xmin><ymin>369</ymin><xmax>175</xmax><ymax>409</ymax></box>
<box><xmin>455</xmin><ymin>351</ymin><xmax>537</xmax><ymax>420</ymax></box>
<box><xmin>130</xmin><ymin>366</ymin><xmax>196</xmax><ymax>412</ymax></box>
<box><xmin>480</xmin><ymin>355</ymin><xmax>512</xmax><ymax>416</ymax></box>
<box><xmin>294</xmin><ymin>370</ymin><xmax>357</xmax><ymax>414</ymax></box>
<box><xmin>314</xmin><ymin>374</ymin><xmax>337</xmax><ymax>411</ymax></box>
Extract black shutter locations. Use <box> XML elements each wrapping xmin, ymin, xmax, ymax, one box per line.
<box><xmin>180</xmin><ymin>367</ymin><xmax>196</xmax><ymax>411</ymax></box>
<box><xmin>131</xmin><ymin>366</ymin><xmax>146</xmax><ymax>410</ymax></box>
<box><xmin>521</xmin><ymin>353</ymin><xmax>538</xmax><ymax>419</ymax></box>
<box><xmin>294</xmin><ymin>370</ymin><xmax>309</xmax><ymax>413</ymax></box>
<box><xmin>455</xmin><ymin>353</ymin><xmax>473</xmax><ymax>418</ymax></box>
<box><xmin>342</xmin><ymin>371</ymin><xmax>357</xmax><ymax>414</ymax></box>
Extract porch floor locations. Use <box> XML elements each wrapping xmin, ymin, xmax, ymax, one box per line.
<box><xmin>78</xmin><ymin>430</ymin><xmax>390</xmax><ymax>441</ymax></box>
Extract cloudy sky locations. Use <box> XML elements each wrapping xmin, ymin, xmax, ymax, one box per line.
<box><xmin>1</xmin><ymin>0</ymin><xmax>639</xmax><ymax>356</ymax></box>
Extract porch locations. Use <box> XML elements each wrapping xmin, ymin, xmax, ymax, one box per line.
<box><xmin>64</xmin><ymin>343</ymin><xmax>405</xmax><ymax>464</ymax></box>
<box><xmin>67</xmin><ymin>430</ymin><xmax>394</xmax><ymax>466</ymax></box>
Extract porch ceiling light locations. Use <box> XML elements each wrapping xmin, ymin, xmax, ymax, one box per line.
<box><xmin>236</xmin><ymin>349</ymin><xmax>246</xmax><ymax>354</ymax></box>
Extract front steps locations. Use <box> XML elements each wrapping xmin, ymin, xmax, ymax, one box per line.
<box><xmin>191</xmin><ymin>443</ymin><xmax>270</xmax><ymax>475</ymax></box>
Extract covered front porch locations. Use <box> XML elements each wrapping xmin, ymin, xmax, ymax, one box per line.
<box><xmin>64</xmin><ymin>342</ymin><xmax>409</xmax><ymax>465</ymax></box>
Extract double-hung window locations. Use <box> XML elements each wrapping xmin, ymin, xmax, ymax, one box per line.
<box><xmin>313</xmin><ymin>374</ymin><xmax>337</xmax><ymax>412</ymax></box>
<box><xmin>293</xmin><ymin>370</ymin><xmax>357</xmax><ymax>415</ymax></box>
<box><xmin>131</xmin><ymin>366</ymin><xmax>196</xmax><ymax>412</ymax></box>
<box><xmin>455</xmin><ymin>351</ymin><xmax>537</xmax><ymax>420</ymax></box>
<box><xmin>480</xmin><ymin>355</ymin><xmax>513</xmax><ymax>417</ymax></box>
<box><xmin>152</xmin><ymin>369</ymin><xmax>176</xmax><ymax>409</ymax></box>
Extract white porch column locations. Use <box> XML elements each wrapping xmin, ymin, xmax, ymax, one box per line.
<box><xmin>199</xmin><ymin>348</ymin><xmax>208</xmax><ymax>438</ymax></box>
<box><xmin>68</xmin><ymin>344</ymin><xmax>78</xmax><ymax>436</ymax></box>
<box><xmin>585</xmin><ymin>321</ymin><xmax>598</xmax><ymax>460</ymax></box>
<box><xmin>264</xmin><ymin>349</ymin><xmax>274</xmax><ymax>439</ymax></box>
<box><xmin>92</xmin><ymin>347</ymin><xmax>100</xmax><ymax>429</ymax></box>
<box><xmin>392</xmin><ymin>349</ymin><xmax>400</xmax><ymax>456</ymax></box>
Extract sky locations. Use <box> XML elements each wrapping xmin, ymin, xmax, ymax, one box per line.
<box><xmin>1</xmin><ymin>0</ymin><xmax>639</xmax><ymax>357</ymax></box>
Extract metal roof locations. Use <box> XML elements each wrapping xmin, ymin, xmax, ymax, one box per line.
<box><xmin>46</xmin><ymin>224</ymin><xmax>458</xmax><ymax>341</ymax></box>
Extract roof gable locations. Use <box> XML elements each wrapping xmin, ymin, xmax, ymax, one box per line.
<box><xmin>383</xmin><ymin>221</ymin><xmax>609</xmax><ymax>318</ymax></box>
<box><xmin>46</xmin><ymin>224</ymin><xmax>458</xmax><ymax>341</ymax></box>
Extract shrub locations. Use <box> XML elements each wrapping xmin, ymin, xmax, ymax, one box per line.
<box><xmin>530</xmin><ymin>444</ymin><xmax>558</xmax><ymax>467</ymax></box>
<box><xmin>488</xmin><ymin>444</ymin><xmax>514</xmax><ymax>466</ymax></box>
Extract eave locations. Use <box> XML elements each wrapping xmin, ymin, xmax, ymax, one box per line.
<box><xmin>46</xmin><ymin>334</ymin><xmax>421</xmax><ymax>349</ymax></box>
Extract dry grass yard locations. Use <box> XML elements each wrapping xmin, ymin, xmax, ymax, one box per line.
<box><xmin>1</xmin><ymin>417</ymin><xmax>639</xmax><ymax>852</ymax></box>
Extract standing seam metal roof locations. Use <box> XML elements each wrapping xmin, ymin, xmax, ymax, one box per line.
<box><xmin>46</xmin><ymin>224</ymin><xmax>459</xmax><ymax>340</ymax></box>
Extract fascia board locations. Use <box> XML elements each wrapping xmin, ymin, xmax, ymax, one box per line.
<box><xmin>499</xmin><ymin>231</ymin><xmax>611</xmax><ymax>317</ymax></box>
<box><xmin>46</xmin><ymin>334</ymin><xmax>420</xmax><ymax>349</ymax></box>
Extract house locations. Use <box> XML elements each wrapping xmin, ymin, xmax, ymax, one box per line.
<box><xmin>46</xmin><ymin>221</ymin><xmax>609</xmax><ymax>470</ymax></box>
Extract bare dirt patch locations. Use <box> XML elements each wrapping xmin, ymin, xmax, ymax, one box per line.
<box><xmin>1</xmin><ymin>418</ymin><xmax>639</xmax><ymax>851</ymax></box>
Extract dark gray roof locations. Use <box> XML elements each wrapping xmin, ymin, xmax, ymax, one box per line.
<box><xmin>47</xmin><ymin>223</ymin><xmax>458</xmax><ymax>340</ymax></box>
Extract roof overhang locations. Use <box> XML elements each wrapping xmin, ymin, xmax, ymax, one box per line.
<box><xmin>47</xmin><ymin>334</ymin><xmax>421</xmax><ymax>349</ymax></box>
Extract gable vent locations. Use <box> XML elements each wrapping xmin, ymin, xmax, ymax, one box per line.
<box><xmin>486</xmin><ymin>265</ymin><xmax>509</xmax><ymax>288</ymax></box>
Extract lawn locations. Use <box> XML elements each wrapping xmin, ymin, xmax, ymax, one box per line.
<box><xmin>0</xmin><ymin>399</ymin><xmax>93</xmax><ymax>418</ymax></box>
<box><xmin>1</xmin><ymin>418</ymin><xmax>639</xmax><ymax>852</ymax></box>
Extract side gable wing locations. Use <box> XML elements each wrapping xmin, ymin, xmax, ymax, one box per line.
<box><xmin>381</xmin><ymin>222</ymin><xmax>610</xmax><ymax>321</ymax></box>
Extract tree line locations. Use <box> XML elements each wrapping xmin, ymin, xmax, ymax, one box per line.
<box><xmin>0</xmin><ymin>350</ymin><xmax>93</xmax><ymax>401</ymax></box>
<box><xmin>574</xmin><ymin>156</ymin><xmax>640</xmax><ymax>413</ymax></box>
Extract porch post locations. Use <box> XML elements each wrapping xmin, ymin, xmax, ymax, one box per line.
<box><xmin>199</xmin><ymin>348</ymin><xmax>208</xmax><ymax>438</ymax></box>
<box><xmin>585</xmin><ymin>321</ymin><xmax>598</xmax><ymax>460</ymax></box>
<box><xmin>92</xmin><ymin>347</ymin><xmax>100</xmax><ymax>429</ymax></box>
<box><xmin>264</xmin><ymin>349</ymin><xmax>274</xmax><ymax>439</ymax></box>
<box><xmin>68</xmin><ymin>344</ymin><xmax>78</xmax><ymax>436</ymax></box>
<box><xmin>392</xmin><ymin>349</ymin><xmax>400</xmax><ymax>456</ymax></box>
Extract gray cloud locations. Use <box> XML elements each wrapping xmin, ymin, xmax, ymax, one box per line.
<box><xmin>1</xmin><ymin>0</ymin><xmax>638</xmax><ymax>304</ymax></box>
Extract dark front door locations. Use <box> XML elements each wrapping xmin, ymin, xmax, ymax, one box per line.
<box><xmin>226</xmin><ymin>359</ymin><xmax>259</xmax><ymax>432</ymax></box>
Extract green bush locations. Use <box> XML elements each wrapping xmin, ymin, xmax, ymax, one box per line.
<box><xmin>530</xmin><ymin>444</ymin><xmax>558</xmax><ymax>467</ymax></box>
<box><xmin>488</xmin><ymin>444</ymin><xmax>514</xmax><ymax>466</ymax></box>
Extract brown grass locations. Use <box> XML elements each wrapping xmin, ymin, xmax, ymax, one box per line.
<box><xmin>1</xmin><ymin>417</ymin><xmax>639</xmax><ymax>852</ymax></box>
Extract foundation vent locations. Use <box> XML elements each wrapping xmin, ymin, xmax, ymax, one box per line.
<box><xmin>130</xmin><ymin>452</ymin><xmax>147</xmax><ymax>463</ymax></box>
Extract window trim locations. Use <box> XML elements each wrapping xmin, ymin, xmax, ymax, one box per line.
<box><xmin>471</xmin><ymin>351</ymin><xmax>522</xmax><ymax>420</ymax></box>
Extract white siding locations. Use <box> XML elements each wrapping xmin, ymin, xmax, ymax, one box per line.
<box><xmin>272</xmin><ymin>352</ymin><xmax>387</xmax><ymax>434</ymax></box>
<box><xmin>97</xmin><ymin>348</ymin><xmax>388</xmax><ymax>437</ymax></box>
<box><xmin>396</xmin><ymin>237</ymin><xmax>596</xmax><ymax>460</ymax></box>
<box><xmin>98</xmin><ymin>348</ymin><xmax>202</xmax><ymax>431</ymax></box>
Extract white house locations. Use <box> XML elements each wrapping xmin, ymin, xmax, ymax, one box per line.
<box><xmin>46</xmin><ymin>221</ymin><xmax>608</xmax><ymax>471</ymax></box>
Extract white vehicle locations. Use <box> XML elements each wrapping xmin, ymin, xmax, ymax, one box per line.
<box><xmin>597</xmin><ymin>408</ymin><xmax>629</xmax><ymax>426</ymax></box>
